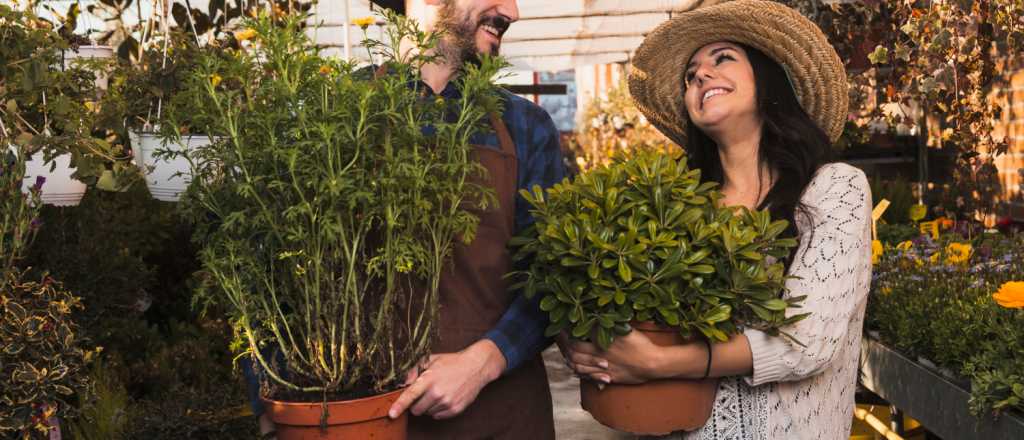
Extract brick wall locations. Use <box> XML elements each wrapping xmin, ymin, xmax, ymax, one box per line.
<box><xmin>990</xmin><ymin>70</ymin><xmax>1024</xmax><ymax>209</ymax></box>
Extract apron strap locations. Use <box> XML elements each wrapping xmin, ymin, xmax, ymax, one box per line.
<box><xmin>489</xmin><ymin>113</ymin><xmax>516</xmax><ymax>157</ymax></box>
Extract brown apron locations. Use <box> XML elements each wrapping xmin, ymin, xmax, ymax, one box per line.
<box><xmin>407</xmin><ymin>114</ymin><xmax>555</xmax><ymax>440</ymax></box>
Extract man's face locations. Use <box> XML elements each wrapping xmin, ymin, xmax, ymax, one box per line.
<box><xmin>435</xmin><ymin>0</ymin><xmax>520</xmax><ymax>65</ymax></box>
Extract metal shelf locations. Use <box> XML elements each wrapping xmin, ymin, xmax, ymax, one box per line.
<box><xmin>860</xmin><ymin>338</ymin><xmax>1024</xmax><ymax>440</ymax></box>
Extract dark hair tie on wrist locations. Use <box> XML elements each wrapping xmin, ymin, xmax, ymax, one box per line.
<box><xmin>701</xmin><ymin>339</ymin><xmax>713</xmax><ymax>380</ymax></box>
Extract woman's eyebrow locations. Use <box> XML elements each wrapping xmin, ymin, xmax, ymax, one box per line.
<box><xmin>686</xmin><ymin>47</ymin><xmax>734</xmax><ymax>70</ymax></box>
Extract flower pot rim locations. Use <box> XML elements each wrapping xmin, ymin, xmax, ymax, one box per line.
<box><xmin>260</xmin><ymin>386</ymin><xmax>406</xmax><ymax>407</ymax></box>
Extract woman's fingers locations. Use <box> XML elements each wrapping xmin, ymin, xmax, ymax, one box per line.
<box><xmin>569</xmin><ymin>340</ymin><xmax>603</xmax><ymax>356</ymax></box>
<box><xmin>571</xmin><ymin>362</ymin><xmax>608</xmax><ymax>375</ymax></box>
<box><xmin>568</xmin><ymin>348</ymin><xmax>608</xmax><ymax>370</ymax></box>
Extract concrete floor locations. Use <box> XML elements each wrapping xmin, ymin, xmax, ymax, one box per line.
<box><xmin>543</xmin><ymin>347</ymin><xmax>635</xmax><ymax>440</ymax></box>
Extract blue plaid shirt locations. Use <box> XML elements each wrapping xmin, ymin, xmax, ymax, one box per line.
<box><xmin>426</xmin><ymin>80</ymin><xmax>567</xmax><ymax>372</ymax></box>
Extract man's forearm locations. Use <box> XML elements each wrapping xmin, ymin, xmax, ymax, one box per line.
<box><xmin>482</xmin><ymin>292</ymin><xmax>551</xmax><ymax>373</ymax></box>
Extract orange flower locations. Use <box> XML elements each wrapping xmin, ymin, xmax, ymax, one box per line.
<box><xmin>234</xmin><ymin>28</ymin><xmax>257</xmax><ymax>42</ymax></box>
<box><xmin>936</xmin><ymin>217</ymin><xmax>954</xmax><ymax>230</ymax></box>
<box><xmin>318</xmin><ymin>65</ymin><xmax>334</xmax><ymax>75</ymax></box>
<box><xmin>992</xmin><ymin>281</ymin><xmax>1024</xmax><ymax>309</ymax></box>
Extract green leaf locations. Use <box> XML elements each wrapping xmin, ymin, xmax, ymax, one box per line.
<box><xmin>572</xmin><ymin>317</ymin><xmax>596</xmax><ymax>338</ymax></box>
<box><xmin>659</xmin><ymin>307</ymin><xmax>680</xmax><ymax>326</ymax></box>
<box><xmin>618</xmin><ymin>257</ymin><xmax>633</xmax><ymax>282</ymax></box>
<box><xmin>540</xmin><ymin>295</ymin><xmax>559</xmax><ymax>311</ymax></box>
<box><xmin>614</xmin><ymin>290</ymin><xmax>626</xmax><ymax>305</ymax></box>
<box><xmin>688</xmin><ymin>265</ymin><xmax>715</xmax><ymax>274</ymax></box>
<box><xmin>762</xmin><ymin>299</ymin><xmax>788</xmax><ymax>311</ymax></box>
<box><xmin>596</xmin><ymin>327</ymin><xmax>614</xmax><ymax>349</ymax></box>
<box><xmin>704</xmin><ymin>304</ymin><xmax>731</xmax><ymax>323</ymax></box>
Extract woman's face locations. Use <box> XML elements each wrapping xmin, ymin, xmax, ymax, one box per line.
<box><xmin>683</xmin><ymin>42</ymin><xmax>760</xmax><ymax>135</ymax></box>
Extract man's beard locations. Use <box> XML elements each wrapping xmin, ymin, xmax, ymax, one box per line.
<box><xmin>435</xmin><ymin>1</ymin><xmax>507</xmax><ymax>67</ymax></box>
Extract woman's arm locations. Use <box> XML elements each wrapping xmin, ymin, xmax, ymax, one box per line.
<box><xmin>565</xmin><ymin>330</ymin><xmax>752</xmax><ymax>384</ymax></box>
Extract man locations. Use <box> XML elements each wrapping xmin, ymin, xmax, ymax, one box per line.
<box><xmin>380</xmin><ymin>0</ymin><xmax>566</xmax><ymax>438</ymax></box>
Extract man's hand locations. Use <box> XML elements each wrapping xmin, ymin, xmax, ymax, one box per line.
<box><xmin>387</xmin><ymin>339</ymin><xmax>507</xmax><ymax>420</ymax></box>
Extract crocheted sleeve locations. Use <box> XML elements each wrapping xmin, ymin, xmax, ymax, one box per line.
<box><xmin>743</xmin><ymin>163</ymin><xmax>873</xmax><ymax>386</ymax></box>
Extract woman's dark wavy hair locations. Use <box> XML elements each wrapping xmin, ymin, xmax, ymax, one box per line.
<box><xmin>682</xmin><ymin>43</ymin><xmax>834</xmax><ymax>264</ymax></box>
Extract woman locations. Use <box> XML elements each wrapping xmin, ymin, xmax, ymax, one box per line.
<box><xmin>563</xmin><ymin>1</ymin><xmax>873</xmax><ymax>439</ymax></box>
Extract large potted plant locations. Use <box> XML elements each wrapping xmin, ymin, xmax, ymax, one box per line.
<box><xmin>509</xmin><ymin>149</ymin><xmax>806</xmax><ymax>435</ymax></box>
<box><xmin>164</xmin><ymin>12</ymin><xmax>501</xmax><ymax>438</ymax></box>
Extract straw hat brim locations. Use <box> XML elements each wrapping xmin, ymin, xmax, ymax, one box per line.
<box><xmin>628</xmin><ymin>0</ymin><xmax>848</xmax><ymax>146</ymax></box>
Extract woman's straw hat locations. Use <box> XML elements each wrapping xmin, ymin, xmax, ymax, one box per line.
<box><xmin>628</xmin><ymin>0</ymin><xmax>848</xmax><ymax>145</ymax></box>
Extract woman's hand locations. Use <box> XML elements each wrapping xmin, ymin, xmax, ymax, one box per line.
<box><xmin>563</xmin><ymin>330</ymin><xmax>665</xmax><ymax>385</ymax></box>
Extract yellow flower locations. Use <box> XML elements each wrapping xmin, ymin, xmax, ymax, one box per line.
<box><xmin>944</xmin><ymin>242</ymin><xmax>972</xmax><ymax>265</ymax></box>
<box><xmin>234</xmin><ymin>28</ymin><xmax>257</xmax><ymax>42</ymax></box>
<box><xmin>880</xmin><ymin>286</ymin><xmax>893</xmax><ymax>295</ymax></box>
<box><xmin>908</xmin><ymin>204</ymin><xmax>927</xmax><ymax>222</ymax></box>
<box><xmin>318</xmin><ymin>65</ymin><xmax>334</xmax><ymax>75</ymax></box>
<box><xmin>210</xmin><ymin>73</ymin><xmax>223</xmax><ymax>87</ymax></box>
<box><xmin>896</xmin><ymin>240</ymin><xmax>913</xmax><ymax>252</ymax></box>
<box><xmin>992</xmin><ymin>281</ymin><xmax>1024</xmax><ymax>309</ymax></box>
<box><xmin>919</xmin><ymin>221</ymin><xmax>939</xmax><ymax>239</ymax></box>
<box><xmin>929</xmin><ymin>252</ymin><xmax>941</xmax><ymax>264</ymax></box>
<box><xmin>872</xmin><ymin>240</ymin><xmax>883</xmax><ymax>265</ymax></box>
<box><xmin>352</xmin><ymin>16</ymin><xmax>376</xmax><ymax>29</ymax></box>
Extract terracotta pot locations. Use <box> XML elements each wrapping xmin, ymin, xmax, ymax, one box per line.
<box><xmin>262</xmin><ymin>388</ymin><xmax>407</xmax><ymax>440</ymax></box>
<box><xmin>580</xmin><ymin>322</ymin><xmax>719</xmax><ymax>435</ymax></box>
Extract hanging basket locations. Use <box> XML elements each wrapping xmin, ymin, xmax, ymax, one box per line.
<box><xmin>22</xmin><ymin>152</ymin><xmax>87</xmax><ymax>207</ymax></box>
<box><xmin>62</xmin><ymin>45</ymin><xmax>114</xmax><ymax>91</ymax></box>
<box><xmin>130</xmin><ymin>131</ymin><xmax>218</xmax><ymax>202</ymax></box>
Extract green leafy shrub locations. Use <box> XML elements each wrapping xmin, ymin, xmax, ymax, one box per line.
<box><xmin>869</xmin><ymin>232</ymin><xmax>1024</xmax><ymax>416</ymax></box>
<box><xmin>509</xmin><ymin>149</ymin><xmax>804</xmax><ymax>349</ymax></box>
<box><xmin>0</xmin><ymin>270</ymin><xmax>95</xmax><ymax>439</ymax></box>
<box><xmin>163</xmin><ymin>12</ymin><xmax>502</xmax><ymax>399</ymax></box>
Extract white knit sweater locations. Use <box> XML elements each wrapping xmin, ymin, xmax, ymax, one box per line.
<box><xmin>650</xmin><ymin>163</ymin><xmax>874</xmax><ymax>440</ymax></box>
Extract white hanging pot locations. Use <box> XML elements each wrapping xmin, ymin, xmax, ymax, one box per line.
<box><xmin>131</xmin><ymin>131</ymin><xmax>217</xmax><ymax>202</ymax></box>
<box><xmin>22</xmin><ymin>152</ymin><xmax>87</xmax><ymax>207</ymax></box>
<box><xmin>62</xmin><ymin>45</ymin><xmax>114</xmax><ymax>91</ymax></box>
